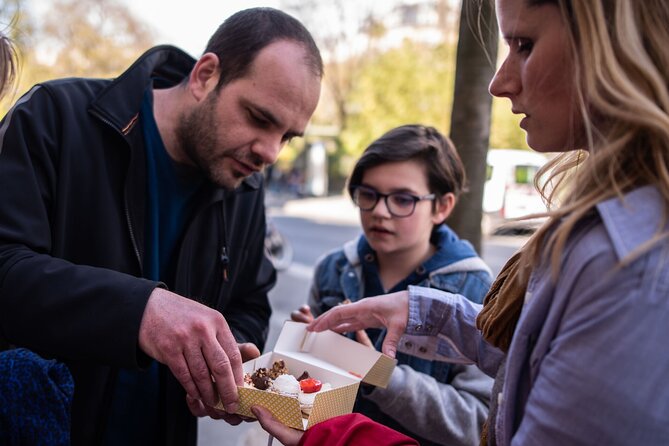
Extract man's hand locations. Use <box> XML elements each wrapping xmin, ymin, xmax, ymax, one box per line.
<box><xmin>307</xmin><ymin>291</ymin><xmax>410</xmax><ymax>358</ymax></box>
<box><xmin>185</xmin><ymin>342</ymin><xmax>261</xmax><ymax>421</ymax></box>
<box><xmin>139</xmin><ymin>288</ymin><xmax>246</xmax><ymax>413</ymax></box>
<box><xmin>252</xmin><ymin>405</ymin><xmax>304</xmax><ymax>446</ymax></box>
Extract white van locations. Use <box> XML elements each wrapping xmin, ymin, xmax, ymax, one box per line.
<box><xmin>482</xmin><ymin>149</ymin><xmax>548</xmax><ymax>233</ymax></box>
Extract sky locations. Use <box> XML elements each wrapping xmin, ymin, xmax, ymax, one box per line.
<box><xmin>119</xmin><ymin>1</ymin><xmax>282</xmax><ymax>57</ymax></box>
<box><xmin>27</xmin><ymin>0</ymin><xmax>403</xmax><ymax>60</ymax></box>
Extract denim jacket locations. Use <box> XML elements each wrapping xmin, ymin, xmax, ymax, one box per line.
<box><xmin>307</xmin><ymin>225</ymin><xmax>494</xmax><ymax>446</ymax></box>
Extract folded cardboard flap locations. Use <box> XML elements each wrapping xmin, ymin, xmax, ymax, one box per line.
<box><xmin>276</xmin><ymin>321</ymin><xmax>396</xmax><ymax>387</ymax></box>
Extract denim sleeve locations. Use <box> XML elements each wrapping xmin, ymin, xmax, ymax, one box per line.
<box><xmin>397</xmin><ymin>285</ymin><xmax>505</xmax><ymax>378</ymax></box>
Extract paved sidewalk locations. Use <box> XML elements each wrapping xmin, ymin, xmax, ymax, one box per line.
<box><xmin>268</xmin><ymin>194</ymin><xmax>360</xmax><ymax>226</ymax></box>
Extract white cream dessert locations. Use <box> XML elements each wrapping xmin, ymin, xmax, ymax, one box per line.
<box><xmin>271</xmin><ymin>374</ymin><xmax>300</xmax><ymax>397</ymax></box>
<box><xmin>244</xmin><ymin>359</ymin><xmax>331</xmax><ymax>417</ymax></box>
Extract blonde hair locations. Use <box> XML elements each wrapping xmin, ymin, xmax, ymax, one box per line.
<box><xmin>522</xmin><ymin>0</ymin><xmax>669</xmax><ymax>278</ymax></box>
<box><xmin>0</xmin><ymin>31</ymin><xmax>18</xmax><ymax>98</ymax></box>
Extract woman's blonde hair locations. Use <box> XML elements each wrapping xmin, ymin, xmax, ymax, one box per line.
<box><xmin>520</xmin><ymin>0</ymin><xmax>669</xmax><ymax>278</ymax></box>
<box><xmin>0</xmin><ymin>31</ymin><xmax>18</xmax><ymax>99</ymax></box>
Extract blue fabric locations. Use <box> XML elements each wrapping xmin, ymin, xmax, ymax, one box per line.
<box><xmin>141</xmin><ymin>89</ymin><xmax>203</xmax><ymax>282</ymax></box>
<box><xmin>0</xmin><ymin>348</ymin><xmax>74</xmax><ymax>446</ymax></box>
<box><xmin>104</xmin><ymin>88</ymin><xmax>202</xmax><ymax>445</ymax></box>
<box><xmin>404</xmin><ymin>188</ymin><xmax>669</xmax><ymax>445</ymax></box>
<box><xmin>311</xmin><ymin>225</ymin><xmax>493</xmax><ymax>446</ymax></box>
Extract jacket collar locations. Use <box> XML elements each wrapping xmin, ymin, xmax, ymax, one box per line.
<box><xmin>88</xmin><ymin>45</ymin><xmax>195</xmax><ymax>136</ymax></box>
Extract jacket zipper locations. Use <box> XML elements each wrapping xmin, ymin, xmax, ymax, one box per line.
<box><xmin>91</xmin><ymin>110</ymin><xmax>143</xmax><ymax>271</ymax></box>
<box><xmin>124</xmin><ymin>204</ymin><xmax>142</xmax><ymax>270</ymax></box>
<box><xmin>220</xmin><ymin>201</ymin><xmax>229</xmax><ymax>282</ymax></box>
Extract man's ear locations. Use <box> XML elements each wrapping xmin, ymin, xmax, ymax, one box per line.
<box><xmin>432</xmin><ymin>192</ymin><xmax>456</xmax><ymax>224</ymax></box>
<box><xmin>188</xmin><ymin>52</ymin><xmax>221</xmax><ymax>101</ymax></box>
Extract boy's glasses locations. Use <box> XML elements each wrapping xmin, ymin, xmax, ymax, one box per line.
<box><xmin>351</xmin><ymin>185</ymin><xmax>435</xmax><ymax>218</ymax></box>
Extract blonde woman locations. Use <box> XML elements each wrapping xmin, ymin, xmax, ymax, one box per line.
<box><xmin>254</xmin><ymin>0</ymin><xmax>669</xmax><ymax>445</ymax></box>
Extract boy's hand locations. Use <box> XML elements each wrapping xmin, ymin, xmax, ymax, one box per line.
<box><xmin>290</xmin><ymin>304</ymin><xmax>314</xmax><ymax>323</ymax></box>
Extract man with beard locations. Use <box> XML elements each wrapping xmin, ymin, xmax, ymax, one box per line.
<box><xmin>0</xmin><ymin>8</ymin><xmax>322</xmax><ymax>446</ymax></box>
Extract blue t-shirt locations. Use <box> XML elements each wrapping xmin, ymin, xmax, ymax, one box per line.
<box><xmin>104</xmin><ymin>88</ymin><xmax>202</xmax><ymax>445</ymax></box>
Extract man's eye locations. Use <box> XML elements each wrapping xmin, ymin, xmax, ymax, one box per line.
<box><xmin>249</xmin><ymin>111</ymin><xmax>270</xmax><ymax>127</ymax></box>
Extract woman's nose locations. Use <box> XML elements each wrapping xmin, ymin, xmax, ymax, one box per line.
<box><xmin>489</xmin><ymin>56</ymin><xmax>519</xmax><ymax>99</ymax></box>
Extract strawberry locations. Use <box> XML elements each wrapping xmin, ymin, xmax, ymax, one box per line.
<box><xmin>299</xmin><ymin>378</ymin><xmax>322</xmax><ymax>393</ymax></box>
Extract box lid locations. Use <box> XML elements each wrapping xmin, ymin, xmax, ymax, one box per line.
<box><xmin>274</xmin><ymin>321</ymin><xmax>396</xmax><ymax>388</ymax></box>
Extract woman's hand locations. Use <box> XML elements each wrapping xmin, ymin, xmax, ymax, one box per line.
<box><xmin>307</xmin><ymin>291</ymin><xmax>409</xmax><ymax>358</ymax></box>
<box><xmin>252</xmin><ymin>405</ymin><xmax>304</xmax><ymax>446</ymax></box>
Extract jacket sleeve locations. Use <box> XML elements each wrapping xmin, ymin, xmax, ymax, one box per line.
<box><xmin>223</xmin><ymin>189</ymin><xmax>275</xmax><ymax>350</ymax></box>
<box><xmin>398</xmin><ymin>286</ymin><xmax>506</xmax><ymax>378</ymax></box>
<box><xmin>0</xmin><ymin>86</ymin><xmax>158</xmax><ymax>367</ymax></box>
<box><xmin>362</xmin><ymin>363</ymin><xmax>492</xmax><ymax>446</ymax></box>
<box><xmin>298</xmin><ymin>413</ymin><xmax>418</xmax><ymax>446</ymax></box>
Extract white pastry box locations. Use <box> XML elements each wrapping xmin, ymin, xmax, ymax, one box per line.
<box><xmin>221</xmin><ymin>320</ymin><xmax>396</xmax><ymax>430</ymax></box>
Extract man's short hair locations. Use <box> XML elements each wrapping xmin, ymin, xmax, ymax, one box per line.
<box><xmin>204</xmin><ymin>7</ymin><xmax>323</xmax><ymax>90</ymax></box>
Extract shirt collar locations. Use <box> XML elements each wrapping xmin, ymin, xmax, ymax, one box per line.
<box><xmin>596</xmin><ymin>185</ymin><xmax>665</xmax><ymax>260</ymax></box>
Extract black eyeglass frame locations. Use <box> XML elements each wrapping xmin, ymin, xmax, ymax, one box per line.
<box><xmin>351</xmin><ymin>185</ymin><xmax>436</xmax><ymax>218</ymax></box>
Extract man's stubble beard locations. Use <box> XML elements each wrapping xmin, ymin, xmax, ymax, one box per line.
<box><xmin>175</xmin><ymin>92</ymin><xmax>240</xmax><ymax>190</ymax></box>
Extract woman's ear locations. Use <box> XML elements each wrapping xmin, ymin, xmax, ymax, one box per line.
<box><xmin>432</xmin><ymin>192</ymin><xmax>456</xmax><ymax>224</ymax></box>
<box><xmin>187</xmin><ymin>52</ymin><xmax>221</xmax><ymax>101</ymax></box>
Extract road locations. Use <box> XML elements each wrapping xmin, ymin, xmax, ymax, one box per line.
<box><xmin>198</xmin><ymin>203</ymin><xmax>528</xmax><ymax>446</ymax></box>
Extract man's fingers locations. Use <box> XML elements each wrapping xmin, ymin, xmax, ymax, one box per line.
<box><xmin>216</xmin><ymin>330</ymin><xmax>244</xmax><ymax>385</ymax></box>
<box><xmin>169</xmin><ymin>355</ymin><xmax>202</xmax><ymax>401</ymax></box>
<box><xmin>202</xmin><ymin>340</ymin><xmax>239</xmax><ymax>413</ymax></box>
<box><xmin>186</xmin><ymin>395</ymin><xmax>243</xmax><ymax>423</ymax></box>
<box><xmin>219</xmin><ymin>411</ymin><xmax>245</xmax><ymax>426</ymax></box>
<box><xmin>186</xmin><ymin>394</ymin><xmax>212</xmax><ymax>417</ymax></box>
<box><xmin>238</xmin><ymin>342</ymin><xmax>260</xmax><ymax>362</ymax></box>
<box><xmin>184</xmin><ymin>347</ymin><xmax>218</xmax><ymax>406</ymax></box>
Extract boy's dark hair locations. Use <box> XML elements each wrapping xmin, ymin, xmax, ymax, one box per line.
<box><xmin>203</xmin><ymin>7</ymin><xmax>323</xmax><ymax>90</ymax></box>
<box><xmin>347</xmin><ymin>124</ymin><xmax>467</xmax><ymax>203</ymax></box>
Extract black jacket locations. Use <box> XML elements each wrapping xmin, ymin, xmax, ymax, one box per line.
<box><xmin>0</xmin><ymin>46</ymin><xmax>275</xmax><ymax>445</ymax></box>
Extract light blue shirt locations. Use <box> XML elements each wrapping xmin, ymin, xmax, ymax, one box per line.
<box><xmin>401</xmin><ymin>186</ymin><xmax>669</xmax><ymax>446</ymax></box>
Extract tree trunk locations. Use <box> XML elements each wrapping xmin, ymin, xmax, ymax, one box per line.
<box><xmin>448</xmin><ymin>1</ymin><xmax>498</xmax><ymax>254</ymax></box>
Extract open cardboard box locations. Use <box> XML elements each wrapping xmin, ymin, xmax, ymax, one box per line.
<box><xmin>219</xmin><ymin>320</ymin><xmax>397</xmax><ymax>430</ymax></box>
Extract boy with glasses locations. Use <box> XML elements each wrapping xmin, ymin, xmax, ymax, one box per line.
<box><xmin>292</xmin><ymin>124</ymin><xmax>493</xmax><ymax>446</ymax></box>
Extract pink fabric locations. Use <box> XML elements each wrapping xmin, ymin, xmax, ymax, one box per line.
<box><xmin>299</xmin><ymin>414</ymin><xmax>419</xmax><ymax>446</ymax></box>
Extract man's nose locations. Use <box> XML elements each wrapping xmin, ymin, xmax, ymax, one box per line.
<box><xmin>251</xmin><ymin>136</ymin><xmax>282</xmax><ymax>166</ymax></box>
